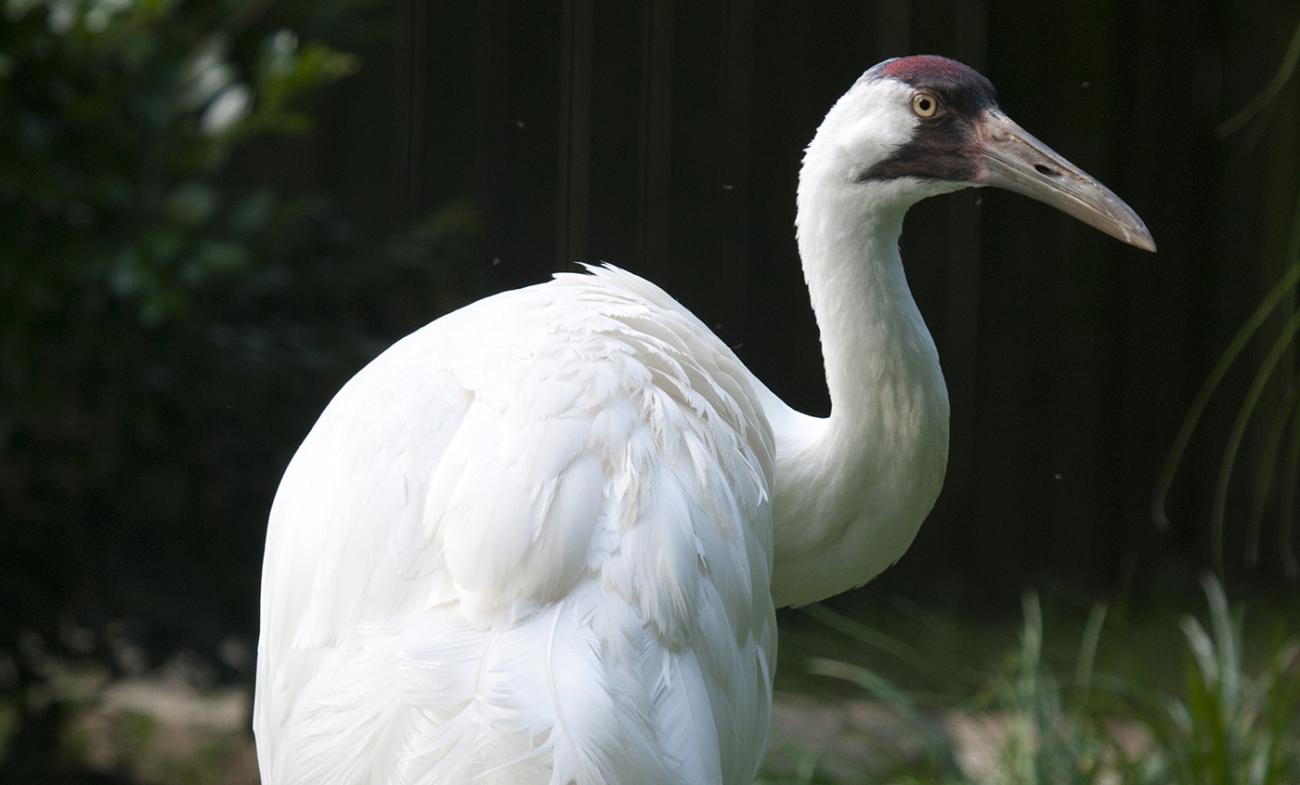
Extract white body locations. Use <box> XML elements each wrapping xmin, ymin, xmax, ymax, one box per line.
<box><xmin>256</xmin><ymin>267</ymin><xmax>779</xmax><ymax>785</ymax></box>
<box><xmin>256</xmin><ymin>73</ymin><xmax>952</xmax><ymax>785</ymax></box>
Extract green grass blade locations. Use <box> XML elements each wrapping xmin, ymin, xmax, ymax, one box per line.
<box><xmin>1279</xmin><ymin>393</ymin><xmax>1300</xmax><ymax>579</ymax></box>
<box><xmin>1072</xmin><ymin>603</ymin><xmax>1108</xmax><ymax>720</ymax></box>
<box><xmin>1210</xmin><ymin>307</ymin><xmax>1300</xmax><ymax>571</ymax></box>
<box><xmin>1181</xmin><ymin>615</ymin><xmax>1219</xmax><ymax>688</ymax></box>
<box><xmin>1019</xmin><ymin>592</ymin><xmax>1044</xmax><ymax>673</ymax></box>
<box><xmin>800</xmin><ymin>604</ymin><xmax>931</xmax><ymax>668</ymax></box>
<box><xmin>805</xmin><ymin>658</ymin><xmax>918</xmax><ymax>710</ymax></box>
<box><xmin>1151</xmin><ymin>263</ymin><xmax>1300</xmax><ymax>531</ymax></box>
<box><xmin>1202</xmin><ymin>575</ymin><xmax>1241</xmax><ymax>716</ymax></box>
<box><xmin>1244</xmin><ymin>370</ymin><xmax>1300</xmax><ymax>566</ymax></box>
<box><xmin>1215</xmin><ymin>19</ymin><xmax>1300</xmax><ymax>139</ymax></box>
<box><xmin>803</xmin><ymin>657</ymin><xmax>959</xmax><ymax>768</ymax></box>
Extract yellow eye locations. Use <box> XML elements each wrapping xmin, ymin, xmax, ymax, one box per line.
<box><xmin>911</xmin><ymin>91</ymin><xmax>939</xmax><ymax>118</ymax></box>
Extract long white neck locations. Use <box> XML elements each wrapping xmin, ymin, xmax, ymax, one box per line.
<box><xmin>758</xmin><ymin>139</ymin><xmax>951</xmax><ymax>607</ymax></box>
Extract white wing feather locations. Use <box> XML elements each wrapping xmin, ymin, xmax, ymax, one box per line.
<box><xmin>254</xmin><ymin>265</ymin><xmax>776</xmax><ymax>785</ymax></box>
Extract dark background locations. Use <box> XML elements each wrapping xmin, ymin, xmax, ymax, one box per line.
<box><xmin>296</xmin><ymin>0</ymin><xmax>1300</xmax><ymax>590</ymax></box>
<box><xmin>2</xmin><ymin>0</ymin><xmax>1298</xmax><ymax>779</ymax></box>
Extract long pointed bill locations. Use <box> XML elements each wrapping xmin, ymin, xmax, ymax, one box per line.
<box><xmin>973</xmin><ymin>111</ymin><xmax>1156</xmax><ymax>252</ymax></box>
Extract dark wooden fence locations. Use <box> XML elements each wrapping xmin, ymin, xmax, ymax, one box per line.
<box><xmin>300</xmin><ymin>1</ymin><xmax>1300</xmax><ymax>595</ymax></box>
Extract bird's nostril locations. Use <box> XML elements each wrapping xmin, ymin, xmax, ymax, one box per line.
<box><xmin>1034</xmin><ymin>163</ymin><xmax>1061</xmax><ymax>177</ymax></box>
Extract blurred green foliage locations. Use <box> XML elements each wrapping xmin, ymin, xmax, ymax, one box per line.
<box><xmin>0</xmin><ymin>0</ymin><xmax>488</xmax><ymax>777</ymax></box>
<box><xmin>0</xmin><ymin>0</ymin><xmax>359</xmax><ymax>325</ymax></box>
<box><xmin>762</xmin><ymin>578</ymin><xmax>1300</xmax><ymax>785</ymax></box>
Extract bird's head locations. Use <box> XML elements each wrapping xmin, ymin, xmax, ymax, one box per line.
<box><xmin>805</xmin><ymin>55</ymin><xmax>1155</xmax><ymax>251</ymax></box>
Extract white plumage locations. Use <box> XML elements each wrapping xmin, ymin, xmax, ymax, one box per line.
<box><xmin>256</xmin><ymin>267</ymin><xmax>776</xmax><ymax>785</ymax></box>
<box><xmin>255</xmin><ymin>56</ymin><xmax>1153</xmax><ymax>785</ymax></box>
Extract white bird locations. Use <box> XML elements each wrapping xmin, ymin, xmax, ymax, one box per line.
<box><xmin>254</xmin><ymin>56</ymin><xmax>1154</xmax><ymax>785</ymax></box>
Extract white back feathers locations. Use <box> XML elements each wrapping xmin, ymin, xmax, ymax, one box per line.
<box><xmin>256</xmin><ymin>266</ymin><xmax>776</xmax><ymax>785</ymax></box>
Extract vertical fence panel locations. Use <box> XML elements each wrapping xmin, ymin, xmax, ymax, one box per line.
<box><xmin>556</xmin><ymin>0</ymin><xmax>594</xmax><ymax>270</ymax></box>
<box><xmin>637</xmin><ymin>0</ymin><xmax>676</xmax><ymax>279</ymax></box>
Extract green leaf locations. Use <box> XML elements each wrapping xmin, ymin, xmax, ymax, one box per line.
<box><xmin>168</xmin><ymin>182</ymin><xmax>217</xmax><ymax>226</ymax></box>
<box><xmin>257</xmin><ymin>41</ymin><xmax>359</xmax><ymax>116</ymax></box>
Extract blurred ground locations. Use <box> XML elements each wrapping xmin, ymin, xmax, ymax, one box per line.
<box><xmin>49</xmin><ymin>673</ymin><xmax>1027</xmax><ymax>785</ymax></box>
<box><xmin>25</xmin><ymin>584</ymin><xmax>1296</xmax><ymax>785</ymax></box>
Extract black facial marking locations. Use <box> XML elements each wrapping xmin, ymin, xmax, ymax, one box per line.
<box><xmin>859</xmin><ymin>110</ymin><xmax>983</xmax><ymax>183</ymax></box>
<box><xmin>858</xmin><ymin>56</ymin><xmax>1000</xmax><ymax>184</ymax></box>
